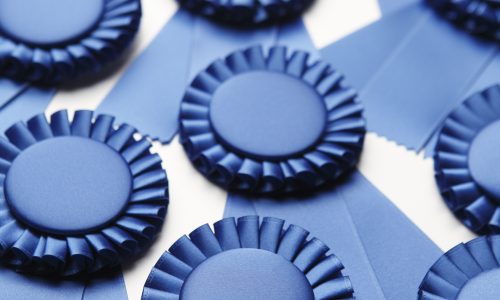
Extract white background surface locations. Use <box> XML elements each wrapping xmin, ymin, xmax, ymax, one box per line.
<box><xmin>47</xmin><ymin>1</ymin><xmax>476</xmax><ymax>299</ymax></box>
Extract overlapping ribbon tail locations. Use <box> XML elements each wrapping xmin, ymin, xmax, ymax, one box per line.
<box><xmin>276</xmin><ymin>19</ymin><xmax>318</xmax><ymax>56</ymax></box>
<box><xmin>319</xmin><ymin>4</ymin><xmax>423</xmax><ymax>89</ymax></box>
<box><xmin>226</xmin><ymin>171</ymin><xmax>443</xmax><ymax>299</ymax></box>
<box><xmin>0</xmin><ymin>79</ymin><xmax>30</xmax><ymax>109</ymax></box>
<box><xmin>82</xmin><ymin>268</ymin><xmax>128</xmax><ymax>300</ymax></box>
<box><xmin>0</xmin><ymin>86</ymin><xmax>56</xmax><ymax>132</ymax></box>
<box><xmin>0</xmin><ymin>110</ymin><xmax>169</xmax><ymax>276</ymax></box>
<box><xmin>176</xmin><ymin>0</ymin><xmax>314</xmax><ymax>25</ymax></box>
<box><xmin>97</xmin><ymin>10</ymin><xmax>195</xmax><ymax>143</ymax></box>
<box><xmin>424</xmin><ymin>51</ymin><xmax>500</xmax><ymax>156</ymax></box>
<box><xmin>142</xmin><ymin>216</ymin><xmax>354</xmax><ymax>300</ymax></box>
<box><xmin>0</xmin><ymin>267</ymin><xmax>84</xmax><ymax>300</ymax></box>
<box><xmin>320</xmin><ymin>2</ymin><xmax>497</xmax><ymax>151</ymax></box>
<box><xmin>378</xmin><ymin>0</ymin><xmax>420</xmax><ymax>15</ymax></box>
<box><xmin>419</xmin><ymin>236</ymin><xmax>500</xmax><ymax>299</ymax></box>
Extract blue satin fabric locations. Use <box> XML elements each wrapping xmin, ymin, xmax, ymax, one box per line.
<box><xmin>97</xmin><ymin>10</ymin><xmax>195</xmax><ymax>143</ymax></box>
<box><xmin>180</xmin><ymin>44</ymin><xmax>365</xmax><ymax>194</ymax></box>
<box><xmin>143</xmin><ymin>216</ymin><xmax>354</xmax><ymax>299</ymax></box>
<box><xmin>0</xmin><ymin>110</ymin><xmax>168</xmax><ymax>276</ymax></box>
<box><xmin>82</xmin><ymin>268</ymin><xmax>128</xmax><ymax>300</ymax></box>
<box><xmin>176</xmin><ymin>0</ymin><xmax>315</xmax><ymax>25</ymax></box>
<box><xmin>321</xmin><ymin>2</ymin><xmax>499</xmax><ymax>152</ymax></box>
<box><xmin>213</xmin><ymin>13</ymin><xmax>444</xmax><ymax>299</ymax></box>
<box><xmin>0</xmin><ymin>0</ymin><xmax>141</xmax><ymax>85</ymax></box>
<box><xmin>434</xmin><ymin>85</ymin><xmax>500</xmax><ymax>235</ymax></box>
<box><xmin>0</xmin><ymin>85</ymin><xmax>56</xmax><ymax>132</ymax></box>
<box><xmin>225</xmin><ymin>171</ymin><xmax>443</xmax><ymax>300</ymax></box>
<box><xmin>419</xmin><ymin>236</ymin><xmax>500</xmax><ymax>299</ymax></box>
<box><xmin>97</xmin><ymin>11</ymin><xmax>319</xmax><ymax>143</ymax></box>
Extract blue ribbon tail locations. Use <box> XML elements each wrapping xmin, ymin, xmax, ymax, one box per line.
<box><xmin>320</xmin><ymin>2</ymin><xmax>497</xmax><ymax>151</ymax></box>
<box><xmin>0</xmin><ymin>268</ymin><xmax>85</xmax><ymax>300</ymax></box>
<box><xmin>97</xmin><ymin>10</ymin><xmax>196</xmax><ymax>143</ymax></box>
<box><xmin>226</xmin><ymin>171</ymin><xmax>443</xmax><ymax>300</ymax></box>
<box><xmin>83</xmin><ymin>268</ymin><xmax>128</xmax><ymax>300</ymax></box>
<box><xmin>0</xmin><ymin>86</ymin><xmax>56</xmax><ymax>131</ymax></box>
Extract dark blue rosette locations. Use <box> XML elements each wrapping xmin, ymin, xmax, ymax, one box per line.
<box><xmin>176</xmin><ymin>0</ymin><xmax>314</xmax><ymax>25</ymax></box>
<box><xmin>419</xmin><ymin>235</ymin><xmax>500</xmax><ymax>299</ymax></box>
<box><xmin>427</xmin><ymin>0</ymin><xmax>500</xmax><ymax>39</ymax></box>
<box><xmin>0</xmin><ymin>110</ymin><xmax>168</xmax><ymax>276</ymax></box>
<box><xmin>0</xmin><ymin>0</ymin><xmax>141</xmax><ymax>84</ymax></box>
<box><xmin>435</xmin><ymin>84</ymin><xmax>500</xmax><ymax>234</ymax></box>
<box><xmin>142</xmin><ymin>216</ymin><xmax>354</xmax><ymax>300</ymax></box>
<box><xmin>179</xmin><ymin>45</ymin><xmax>365</xmax><ymax>194</ymax></box>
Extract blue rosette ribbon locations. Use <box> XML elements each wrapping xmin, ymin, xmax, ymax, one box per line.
<box><xmin>0</xmin><ymin>110</ymin><xmax>168</xmax><ymax>276</ymax></box>
<box><xmin>142</xmin><ymin>216</ymin><xmax>354</xmax><ymax>300</ymax></box>
<box><xmin>180</xmin><ymin>45</ymin><xmax>366</xmax><ymax>194</ymax></box>
<box><xmin>435</xmin><ymin>84</ymin><xmax>500</xmax><ymax>234</ymax></box>
<box><xmin>419</xmin><ymin>235</ymin><xmax>500</xmax><ymax>299</ymax></box>
<box><xmin>427</xmin><ymin>0</ymin><xmax>500</xmax><ymax>39</ymax></box>
<box><xmin>0</xmin><ymin>0</ymin><xmax>141</xmax><ymax>84</ymax></box>
<box><xmin>176</xmin><ymin>0</ymin><xmax>314</xmax><ymax>25</ymax></box>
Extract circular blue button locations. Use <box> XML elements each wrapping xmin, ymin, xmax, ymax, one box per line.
<box><xmin>0</xmin><ymin>0</ymin><xmax>104</xmax><ymax>46</ymax></box>
<box><xmin>210</xmin><ymin>71</ymin><xmax>327</xmax><ymax>160</ymax></box>
<box><xmin>458</xmin><ymin>268</ymin><xmax>500</xmax><ymax>300</ymax></box>
<box><xmin>180</xmin><ymin>248</ymin><xmax>314</xmax><ymax>300</ymax></box>
<box><xmin>5</xmin><ymin>136</ymin><xmax>132</xmax><ymax>235</ymax></box>
<box><xmin>469</xmin><ymin>120</ymin><xmax>500</xmax><ymax>201</ymax></box>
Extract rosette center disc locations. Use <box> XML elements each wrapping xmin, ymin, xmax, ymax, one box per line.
<box><xmin>180</xmin><ymin>248</ymin><xmax>314</xmax><ymax>300</ymax></box>
<box><xmin>5</xmin><ymin>137</ymin><xmax>132</xmax><ymax>235</ymax></box>
<box><xmin>0</xmin><ymin>0</ymin><xmax>104</xmax><ymax>46</ymax></box>
<box><xmin>210</xmin><ymin>71</ymin><xmax>327</xmax><ymax>160</ymax></box>
<box><xmin>458</xmin><ymin>268</ymin><xmax>500</xmax><ymax>299</ymax></box>
<box><xmin>468</xmin><ymin>120</ymin><xmax>500</xmax><ymax>200</ymax></box>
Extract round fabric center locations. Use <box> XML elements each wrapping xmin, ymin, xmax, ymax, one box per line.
<box><xmin>180</xmin><ymin>248</ymin><xmax>314</xmax><ymax>300</ymax></box>
<box><xmin>468</xmin><ymin>120</ymin><xmax>500</xmax><ymax>200</ymax></box>
<box><xmin>0</xmin><ymin>0</ymin><xmax>104</xmax><ymax>47</ymax></box>
<box><xmin>209</xmin><ymin>71</ymin><xmax>327</xmax><ymax>160</ymax></box>
<box><xmin>458</xmin><ymin>268</ymin><xmax>500</xmax><ymax>300</ymax></box>
<box><xmin>5</xmin><ymin>137</ymin><xmax>132</xmax><ymax>235</ymax></box>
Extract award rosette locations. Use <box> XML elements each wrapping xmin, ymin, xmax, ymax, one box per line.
<box><xmin>142</xmin><ymin>216</ymin><xmax>354</xmax><ymax>300</ymax></box>
<box><xmin>428</xmin><ymin>0</ymin><xmax>500</xmax><ymax>39</ymax></box>
<box><xmin>435</xmin><ymin>84</ymin><xmax>500</xmax><ymax>234</ymax></box>
<box><xmin>0</xmin><ymin>0</ymin><xmax>141</xmax><ymax>84</ymax></box>
<box><xmin>419</xmin><ymin>235</ymin><xmax>500</xmax><ymax>299</ymax></box>
<box><xmin>180</xmin><ymin>45</ymin><xmax>365</xmax><ymax>194</ymax></box>
<box><xmin>176</xmin><ymin>0</ymin><xmax>314</xmax><ymax>25</ymax></box>
<box><xmin>0</xmin><ymin>110</ymin><xmax>168</xmax><ymax>276</ymax></box>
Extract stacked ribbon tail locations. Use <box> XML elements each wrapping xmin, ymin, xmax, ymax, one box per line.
<box><xmin>320</xmin><ymin>1</ymin><xmax>500</xmax><ymax>154</ymax></box>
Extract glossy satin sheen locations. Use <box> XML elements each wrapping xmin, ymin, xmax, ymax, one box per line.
<box><xmin>468</xmin><ymin>120</ymin><xmax>500</xmax><ymax>200</ymax></box>
<box><xmin>5</xmin><ymin>136</ymin><xmax>132</xmax><ymax>235</ymax></box>
<box><xmin>0</xmin><ymin>110</ymin><xmax>169</xmax><ymax>276</ymax></box>
<box><xmin>0</xmin><ymin>0</ymin><xmax>141</xmax><ymax>84</ymax></box>
<box><xmin>176</xmin><ymin>0</ymin><xmax>314</xmax><ymax>25</ymax></box>
<box><xmin>142</xmin><ymin>216</ymin><xmax>354</xmax><ymax>300</ymax></box>
<box><xmin>210</xmin><ymin>70</ymin><xmax>326</xmax><ymax>159</ymax></box>
<box><xmin>419</xmin><ymin>236</ymin><xmax>500</xmax><ymax>299</ymax></box>
<box><xmin>0</xmin><ymin>0</ymin><xmax>104</xmax><ymax>47</ymax></box>
<box><xmin>435</xmin><ymin>85</ymin><xmax>500</xmax><ymax>234</ymax></box>
<box><xmin>181</xmin><ymin>248</ymin><xmax>314</xmax><ymax>300</ymax></box>
<box><xmin>180</xmin><ymin>45</ymin><xmax>365</xmax><ymax>194</ymax></box>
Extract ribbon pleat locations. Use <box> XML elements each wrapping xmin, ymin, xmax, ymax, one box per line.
<box><xmin>225</xmin><ymin>171</ymin><xmax>443</xmax><ymax>299</ymax></box>
<box><xmin>320</xmin><ymin>2</ymin><xmax>499</xmax><ymax>152</ymax></box>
